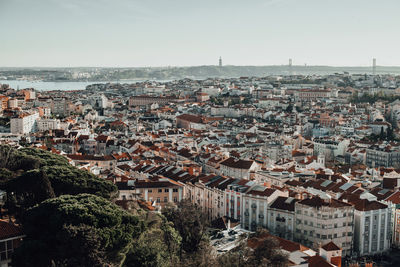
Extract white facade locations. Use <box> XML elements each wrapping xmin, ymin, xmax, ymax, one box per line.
<box><xmin>295</xmin><ymin>198</ymin><xmax>354</xmax><ymax>256</ymax></box>
<box><xmin>353</xmin><ymin>202</ymin><xmax>391</xmax><ymax>256</ymax></box>
<box><xmin>37</xmin><ymin>118</ymin><xmax>61</xmax><ymax>132</ymax></box>
<box><xmin>10</xmin><ymin>112</ymin><xmax>39</xmax><ymax>134</ymax></box>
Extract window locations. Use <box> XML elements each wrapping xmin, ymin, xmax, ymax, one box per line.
<box><xmin>164</xmin><ymin>189</ymin><xmax>169</xmax><ymax>193</ymax></box>
<box><xmin>158</xmin><ymin>189</ymin><xmax>162</xmax><ymax>193</ymax></box>
<box><xmin>173</xmin><ymin>188</ymin><xmax>178</xmax><ymax>192</ymax></box>
<box><xmin>157</xmin><ymin>198</ymin><xmax>160</xmax><ymax>203</ymax></box>
<box><xmin>148</xmin><ymin>189</ymin><xmax>152</xmax><ymax>193</ymax></box>
<box><xmin>164</xmin><ymin>197</ymin><xmax>168</xmax><ymax>202</ymax></box>
<box><xmin>0</xmin><ymin>240</ymin><xmax>13</xmax><ymax>261</ymax></box>
<box><xmin>174</xmin><ymin>197</ymin><xmax>178</xmax><ymax>202</ymax></box>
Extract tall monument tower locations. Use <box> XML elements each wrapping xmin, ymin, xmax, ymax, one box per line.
<box><xmin>219</xmin><ymin>56</ymin><xmax>222</xmax><ymax>67</ymax></box>
<box><xmin>372</xmin><ymin>58</ymin><xmax>376</xmax><ymax>75</ymax></box>
<box><xmin>289</xmin><ymin>58</ymin><xmax>293</xmax><ymax>75</ymax></box>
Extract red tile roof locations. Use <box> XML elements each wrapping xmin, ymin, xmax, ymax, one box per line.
<box><xmin>321</xmin><ymin>241</ymin><xmax>341</xmax><ymax>251</ymax></box>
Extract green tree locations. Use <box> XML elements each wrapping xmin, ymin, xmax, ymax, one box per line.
<box><xmin>124</xmin><ymin>215</ymin><xmax>181</xmax><ymax>267</ymax></box>
<box><xmin>162</xmin><ymin>200</ymin><xmax>208</xmax><ymax>254</ymax></box>
<box><xmin>12</xmin><ymin>194</ymin><xmax>143</xmax><ymax>267</ymax></box>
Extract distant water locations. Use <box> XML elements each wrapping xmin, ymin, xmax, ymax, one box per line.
<box><xmin>0</xmin><ymin>80</ymin><xmax>146</xmax><ymax>91</ymax></box>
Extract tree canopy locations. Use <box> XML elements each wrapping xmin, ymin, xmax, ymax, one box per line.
<box><xmin>0</xmin><ymin>145</ymin><xmax>117</xmax><ymax>219</ymax></box>
<box><xmin>13</xmin><ymin>194</ymin><xmax>143</xmax><ymax>267</ymax></box>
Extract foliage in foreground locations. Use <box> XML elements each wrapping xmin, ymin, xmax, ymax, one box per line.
<box><xmin>0</xmin><ymin>145</ymin><xmax>117</xmax><ymax>218</ymax></box>
<box><xmin>12</xmin><ymin>194</ymin><xmax>143</xmax><ymax>267</ymax></box>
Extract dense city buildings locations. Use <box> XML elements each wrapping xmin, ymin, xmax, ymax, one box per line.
<box><xmin>3</xmin><ymin>72</ymin><xmax>400</xmax><ymax>266</ymax></box>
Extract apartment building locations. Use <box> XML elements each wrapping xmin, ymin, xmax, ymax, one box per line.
<box><xmin>366</xmin><ymin>144</ymin><xmax>400</xmax><ymax>168</ymax></box>
<box><xmin>242</xmin><ymin>187</ymin><xmax>288</xmax><ymax>231</ymax></box>
<box><xmin>134</xmin><ymin>177</ymin><xmax>185</xmax><ymax>208</ymax></box>
<box><xmin>268</xmin><ymin>196</ymin><xmax>298</xmax><ymax>240</ymax></box>
<box><xmin>219</xmin><ymin>157</ymin><xmax>258</xmax><ymax>179</ymax></box>
<box><xmin>295</xmin><ymin>196</ymin><xmax>354</xmax><ymax>256</ymax></box>
<box><xmin>37</xmin><ymin>118</ymin><xmax>60</xmax><ymax>132</ymax></box>
<box><xmin>10</xmin><ymin>112</ymin><xmax>39</xmax><ymax>134</ymax></box>
<box><xmin>353</xmin><ymin>199</ymin><xmax>391</xmax><ymax>256</ymax></box>
<box><xmin>129</xmin><ymin>95</ymin><xmax>179</xmax><ymax>106</ymax></box>
<box><xmin>51</xmin><ymin>97</ymin><xmax>68</xmax><ymax>116</ymax></box>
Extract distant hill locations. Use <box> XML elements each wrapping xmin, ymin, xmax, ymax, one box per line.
<box><xmin>2</xmin><ymin>65</ymin><xmax>400</xmax><ymax>81</ymax></box>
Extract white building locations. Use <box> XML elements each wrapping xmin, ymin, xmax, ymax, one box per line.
<box><xmin>268</xmin><ymin>196</ymin><xmax>297</xmax><ymax>240</ymax></box>
<box><xmin>219</xmin><ymin>158</ymin><xmax>259</xmax><ymax>179</ymax></box>
<box><xmin>295</xmin><ymin>196</ymin><xmax>354</xmax><ymax>256</ymax></box>
<box><xmin>37</xmin><ymin>118</ymin><xmax>61</xmax><ymax>132</ymax></box>
<box><xmin>242</xmin><ymin>187</ymin><xmax>288</xmax><ymax>231</ymax></box>
<box><xmin>88</xmin><ymin>94</ymin><xmax>108</xmax><ymax>109</ymax></box>
<box><xmin>353</xmin><ymin>199</ymin><xmax>391</xmax><ymax>256</ymax></box>
<box><xmin>10</xmin><ymin>112</ymin><xmax>39</xmax><ymax>134</ymax></box>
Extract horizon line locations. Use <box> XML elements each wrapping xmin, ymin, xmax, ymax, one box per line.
<box><xmin>0</xmin><ymin>64</ymin><xmax>398</xmax><ymax>69</ymax></box>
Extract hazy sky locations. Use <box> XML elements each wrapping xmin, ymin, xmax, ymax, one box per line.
<box><xmin>1</xmin><ymin>0</ymin><xmax>400</xmax><ymax>67</ymax></box>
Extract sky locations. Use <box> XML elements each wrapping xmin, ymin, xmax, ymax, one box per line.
<box><xmin>1</xmin><ymin>0</ymin><xmax>400</xmax><ymax>67</ymax></box>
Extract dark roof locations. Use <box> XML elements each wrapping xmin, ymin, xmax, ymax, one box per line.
<box><xmin>67</xmin><ymin>154</ymin><xmax>114</xmax><ymax>161</ymax></box>
<box><xmin>220</xmin><ymin>157</ymin><xmax>254</xmax><ymax>169</ymax></box>
<box><xmin>307</xmin><ymin>255</ymin><xmax>333</xmax><ymax>267</ymax></box>
<box><xmin>353</xmin><ymin>199</ymin><xmax>387</xmax><ymax>211</ymax></box>
<box><xmin>116</xmin><ymin>181</ymin><xmax>135</xmax><ymax>191</ymax></box>
<box><xmin>298</xmin><ymin>196</ymin><xmax>352</xmax><ymax>208</ymax></box>
<box><xmin>176</xmin><ymin>114</ymin><xmax>203</xmax><ymax>124</ymax></box>
<box><xmin>247</xmin><ymin>188</ymin><xmax>277</xmax><ymax>197</ymax></box>
<box><xmin>270</xmin><ymin>196</ymin><xmax>297</xmax><ymax>212</ymax></box>
<box><xmin>321</xmin><ymin>241</ymin><xmax>341</xmax><ymax>251</ymax></box>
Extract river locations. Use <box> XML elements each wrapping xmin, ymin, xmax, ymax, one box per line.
<box><xmin>0</xmin><ymin>80</ymin><xmax>148</xmax><ymax>91</ymax></box>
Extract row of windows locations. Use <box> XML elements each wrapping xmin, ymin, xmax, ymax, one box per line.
<box><xmin>147</xmin><ymin>188</ymin><xmax>179</xmax><ymax>193</ymax></box>
<box><xmin>297</xmin><ymin>210</ymin><xmax>353</xmax><ymax>218</ymax></box>
<box><xmin>154</xmin><ymin>197</ymin><xmax>178</xmax><ymax>203</ymax></box>
<box><xmin>297</xmin><ymin>220</ymin><xmax>352</xmax><ymax>228</ymax></box>
<box><xmin>296</xmin><ymin>230</ymin><xmax>352</xmax><ymax>238</ymax></box>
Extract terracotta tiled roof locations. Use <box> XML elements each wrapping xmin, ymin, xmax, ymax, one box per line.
<box><xmin>67</xmin><ymin>154</ymin><xmax>114</xmax><ymax>161</ymax></box>
<box><xmin>220</xmin><ymin>157</ymin><xmax>254</xmax><ymax>169</ymax></box>
<box><xmin>353</xmin><ymin>199</ymin><xmax>387</xmax><ymax>211</ymax></box>
<box><xmin>298</xmin><ymin>196</ymin><xmax>352</xmax><ymax>208</ymax></box>
<box><xmin>321</xmin><ymin>241</ymin><xmax>341</xmax><ymax>251</ymax></box>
